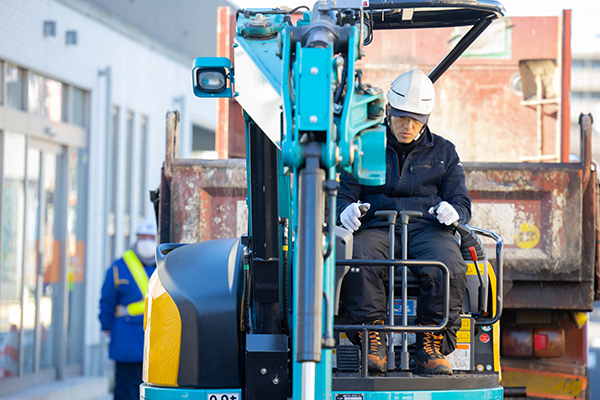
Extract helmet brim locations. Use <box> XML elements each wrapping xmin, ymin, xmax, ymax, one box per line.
<box><xmin>389</xmin><ymin>107</ymin><xmax>429</xmax><ymax>124</ymax></box>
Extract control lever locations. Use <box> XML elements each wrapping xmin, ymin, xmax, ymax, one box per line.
<box><xmin>374</xmin><ymin>210</ymin><xmax>398</xmax><ymax>371</ymax></box>
<box><xmin>358</xmin><ymin>202</ymin><xmax>370</xmax><ymax>217</ymax></box>
<box><xmin>432</xmin><ymin>204</ymin><xmax>488</xmax><ymax>313</ymax></box>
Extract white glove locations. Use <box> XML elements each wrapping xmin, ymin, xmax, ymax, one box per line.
<box><xmin>340</xmin><ymin>202</ymin><xmax>369</xmax><ymax>232</ymax></box>
<box><xmin>428</xmin><ymin>201</ymin><xmax>459</xmax><ymax>226</ymax></box>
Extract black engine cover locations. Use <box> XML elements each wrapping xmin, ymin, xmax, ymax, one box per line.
<box><xmin>158</xmin><ymin>238</ymin><xmax>243</xmax><ymax>387</ymax></box>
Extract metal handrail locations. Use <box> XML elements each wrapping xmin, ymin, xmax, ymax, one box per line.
<box><xmin>333</xmin><ymin>258</ymin><xmax>450</xmax><ymax>333</ymax></box>
<box><xmin>465</xmin><ymin>225</ymin><xmax>504</xmax><ymax>326</ymax></box>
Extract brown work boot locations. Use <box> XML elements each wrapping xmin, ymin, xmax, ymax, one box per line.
<box><xmin>358</xmin><ymin>319</ymin><xmax>387</xmax><ymax>373</ymax></box>
<box><xmin>415</xmin><ymin>331</ymin><xmax>453</xmax><ymax>375</ymax></box>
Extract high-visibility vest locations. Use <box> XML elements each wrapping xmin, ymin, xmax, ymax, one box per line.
<box><xmin>115</xmin><ymin>250</ymin><xmax>150</xmax><ymax>317</ymax></box>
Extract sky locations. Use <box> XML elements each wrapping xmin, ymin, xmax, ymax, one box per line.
<box><xmin>230</xmin><ymin>0</ymin><xmax>600</xmax><ymax>53</ymax></box>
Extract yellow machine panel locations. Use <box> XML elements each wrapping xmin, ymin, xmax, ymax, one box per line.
<box><xmin>143</xmin><ymin>273</ymin><xmax>182</xmax><ymax>387</ymax></box>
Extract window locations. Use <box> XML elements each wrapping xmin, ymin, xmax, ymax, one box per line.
<box><xmin>65</xmin><ymin>31</ymin><xmax>77</xmax><ymax>46</ymax></box>
<box><xmin>45</xmin><ymin>78</ymin><xmax>62</xmax><ymax>123</ymax></box>
<box><xmin>28</xmin><ymin>72</ymin><xmax>44</xmax><ymax>116</ymax></box>
<box><xmin>61</xmin><ymin>84</ymin><xmax>70</xmax><ymax>123</ymax></box>
<box><xmin>0</xmin><ymin>64</ymin><xmax>90</xmax><ymax>387</ymax></box>
<box><xmin>0</xmin><ymin>132</ymin><xmax>26</xmax><ymax>379</ymax></box>
<box><xmin>572</xmin><ymin>91</ymin><xmax>600</xmax><ymax>100</ymax></box>
<box><xmin>39</xmin><ymin>150</ymin><xmax>59</xmax><ymax>371</ymax></box>
<box><xmin>72</xmin><ymin>87</ymin><xmax>87</xmax><ymax>127</ymax></box>
<box><xmin>23</xmin><ymin>147</ymin><xmax>41</xmax><ymax>374</ymax></box>
<box><xmin>192</xmin><ymin>123</ymin><xmax>217</xmax><ymax>159</ymax></box>
<box><xmin>28</xmin><ymin>73</ymin><xmax>63</xmax><ymax>122</ymax></box>
<box><xmin>5</xmin><ymin>64</ymin><xmax>88</xmax><ymax>127</ymax></box>
<box><xmin>66</xmin><ymin>148</ymin><xmax>87</xmax><ymax>366</ymax></box>
<box><xmin>6</xmin><ymin>63</ymin><xmax>25</xmax><ymax>110</ymax></box>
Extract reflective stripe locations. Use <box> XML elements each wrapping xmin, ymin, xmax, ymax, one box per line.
<box><xmin>127</xmin><ymin>300</ymin><xmax>146</xmax><ymax>316</ymax></box>
<box><xmin>115</xmin><ymin>302</ymin><xmax>146</xmax><ymax>317</ymax></box>
<box><xmin>121</xmin><ymin>249</ymin><xmax>150</xmax><ymax>317</ymax></box>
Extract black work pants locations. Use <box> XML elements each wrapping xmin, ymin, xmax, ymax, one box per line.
<box><xmin>340</xmin><ymin>223</ymin><xmax>467</xmax><ymax>354</ymax></box>
<box><xmin>114</xmin><ymin>362</ymin><xmax>143</xmax><ymax>400</ymax></box>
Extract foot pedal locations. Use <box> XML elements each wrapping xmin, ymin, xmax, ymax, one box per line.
<box><xmin>336</xmin><ymin>345</ymin><xmax>360</xmax><ymax>372</ymax></box>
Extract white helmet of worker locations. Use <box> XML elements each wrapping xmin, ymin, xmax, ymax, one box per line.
<box><xmin>386</xmin><ymin>69</ymin><xmax>436</xmax><ymax>123</ymax></box>
<box><xmin>136</xmin><ymin>217</ymin><xmax>157</xmax><ymax>237</ymax></box>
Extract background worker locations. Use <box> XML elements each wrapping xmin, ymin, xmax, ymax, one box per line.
<box><xmin>337</xmin><ymin>69</ymin><xmax>471</xmax><ymax>375</ymax></box>
<box><xmin>99</xmin><ymin>217</ymin><xmax>157</xmax><ymax>400</ymax></box>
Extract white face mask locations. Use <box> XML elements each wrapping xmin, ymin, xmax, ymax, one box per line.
<box><xmin>136</xmin><ymin>239</ymin><xmax>156</xmax><ymax>261</ymax></box>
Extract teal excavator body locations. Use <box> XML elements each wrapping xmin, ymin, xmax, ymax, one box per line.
<box><xmin>141</xmin><ymin>1</ymin><xmax>508</xmax><ymax>399</ymax></box>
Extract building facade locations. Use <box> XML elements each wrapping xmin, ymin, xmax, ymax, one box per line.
<box><xmin>0</xmin><ymin>0</ymin><xmax>218</xmax><ymax>396</ymax></box>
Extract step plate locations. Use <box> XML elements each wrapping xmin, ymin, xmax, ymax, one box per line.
<box><xmin>332</xmin><ymin>373</ymin><xmax>499</xmax><ymax>391</ymax></box>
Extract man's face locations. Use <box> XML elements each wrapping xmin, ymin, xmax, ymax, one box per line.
<box><xmin>389</xmin><ymin>115</ymin><xmax>424</xmax><ymax>144</ymax></box>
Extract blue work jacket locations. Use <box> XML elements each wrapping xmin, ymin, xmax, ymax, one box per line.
<box><xmin>99</xmin><ymin>250</ymin><xmax>155</xmax><ymax>363</ymax></box>
<box><xmin>337</xmin><ymin>126</ymin><xmax>471</xmax><ymax>231</ymax></box>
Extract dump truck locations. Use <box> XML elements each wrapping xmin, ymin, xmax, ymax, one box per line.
<box><xmin>141</xmin><ymin>1</ymin><xmax>597</xmax><ymax>399</ymax></box>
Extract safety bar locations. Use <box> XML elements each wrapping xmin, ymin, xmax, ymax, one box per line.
<box><xmin>429</xmin><ymin>18</ymin><xmax>493</xmax><ymax>83</ymax></box>
<box><xmin>334</xmin><ymin>258</ymin><xmax>448</xmax><ymax>376</ymax></box>
<box><xmin>464</xmin><ymin>225</ymin><xmax>504</xmax><ymax>326</ymax></box>
<box><xmin>334</xmin><ymin>259</ymin><xmax>450</xmax><ymax>333</ymax></box>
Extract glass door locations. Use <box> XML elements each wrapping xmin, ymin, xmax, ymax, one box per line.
<box><xmin>22</xmin><ymin>145</ymin><xmax>40</xmax><ymax>374</ymax></box>
<box><xmin>0</xmin><ymin>132</ymin><xmax>26</xmax><ymax>379</ymax></box>
<box><xmin>39</xmin><ymin>142</ymin><xmax>64</xmax><ymax>372</ymax></box>
<box><xmin>0</xmin><ymin>133</ymin><xmax>66</xmax><ymax>382</ymax></box>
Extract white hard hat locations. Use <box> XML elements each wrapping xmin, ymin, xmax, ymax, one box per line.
<box><xmin>136</xmin><ymin>217</ymin><xmax>157</xmax><ymax>236</ymax></box>
<box><xmin>386</xmin><ymin>69</ymin><xmax>436</xmax><ymax>121</ymax></box>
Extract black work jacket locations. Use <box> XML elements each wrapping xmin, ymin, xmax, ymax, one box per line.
<box><xmin>337</xmin><ymin>126</ymin><xmax>471</xmax><ymax>231</ymax></box>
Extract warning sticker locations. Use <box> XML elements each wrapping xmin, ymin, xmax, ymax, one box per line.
<box><xmin>466</xmin><ymin>262</ymin><xmax>485</xmax><ymax>276</ymax></box>
<box><xmin>457</xmin><ymin>330</ymin><xmax>471</xmax><ymax>343</ymax></box>
<box><xmin>447</xmin><ymin>343</ymin><xmax>470</xmax><ymax>371</ymax></box>
<box><xmin>460</xmin><ymin>318</ymin><xmax>471</xmax><ymax>331</ymax></box>
<box><xmin>393</xmin><ymin>299</ymin><xmax>417</xmax><ymax>316</ymax></box>
<box><xmin>362</xmin><ymin>0</ymin><xmax>369</xmax><ymax>7</ymax></box>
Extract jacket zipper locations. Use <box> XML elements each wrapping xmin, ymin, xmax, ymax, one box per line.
<box><xmin>395</xmin><ymin>139</ymin><xmax>433</xmax><ymax>189</ymax></box>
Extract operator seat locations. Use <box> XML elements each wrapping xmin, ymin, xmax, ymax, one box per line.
<box><xmin>333</xmin><ymin>225</ymin><xmax>484</xmax><ymax>316</ymax></box>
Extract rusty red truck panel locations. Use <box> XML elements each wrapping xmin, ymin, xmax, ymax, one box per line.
<box><xmin>158</xmin><ymin>111</ymin><xmax>248</xmax><ymax>244</ymax></box>
<box><xmin>464</xmin><ymin>114</ymin><xmax>596</xmax><ymax>310</ymax></box>
<box><xmin>167</xmin><ymin>159</ymin><xmax>247</xmax><ymax>243</ymax></box>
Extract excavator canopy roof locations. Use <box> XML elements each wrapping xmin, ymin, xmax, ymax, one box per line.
<box><xmin>365</xmin><ymin>0</ymin><xmax>505</xmax><ymax>29</ymax></box>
